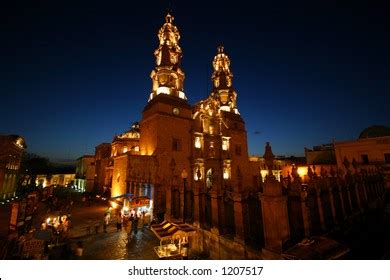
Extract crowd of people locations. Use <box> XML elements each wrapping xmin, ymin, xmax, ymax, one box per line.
<box><xmin>3</xmin><ymin>187</ymin><xmax>154</xmax><ymax>260</ymax></box>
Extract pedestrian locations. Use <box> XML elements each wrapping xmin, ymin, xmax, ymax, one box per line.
<box><xmin>116</xmin><ymin>214</ymin><xmax>122</xmax><ymax>232</ymax></box>
<box><xmin>86</xmin><ymin>218</ymin><xmax>92</xmax><ymax>235</ymax></box>
<box><xmin>133</xmin><ymin>215</ymin><xmax>139</xmax><ymax>234</ymax></box>
<box><xmin>103</xmin><ymin>213</ymin><xmax>110</xmax><ymax>233</ymax></box>
<box><xmin>181</xmin><ymin>237</ymin><xmax>189</xmax><ymax>260</ymax></box>
<box><xmin>63</xmin><ymin>217</ymin><xmax>71</xmax><ymax>240</ymax></box>
<box><xmin>74</xmin><ymin>241</ymin><xmax>83</xmax><ymax>259</ymax></box>
<box><xmin>94</xmin><ymin>219</ymin><xmax>100</xmax><ymax>234</ymax></box>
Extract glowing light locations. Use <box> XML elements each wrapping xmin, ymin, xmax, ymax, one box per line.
<box><xmin>260</xmin><ymin>170</ymin><xmax>269</xmax><ymax>179</ymax></box>
<box><xmin>178</xmin><ymin>91</ymin><xmax>187</xmax><ymax>99</ymax></box>
<box><xmin>220</xmin><ymin>105</ymin><xmax>230</xmax><ymax>112</ymax></box>
<box><xmin>222</xmin><ymin>137</ymin><xmax>229</xmax><ymax>151</ymax></box>
<box><xmin>194</xmin><ymin>137</ymin><xmax>201</xmax><ymax>149</ymax></box>
<box><xmin>297</xmin><ymin>166</ymin><xmax>308</xmax><ymax>178</ymax></box>
<box><xmin>157</xmin><ymin>86</ymin><xmax>170</xmax><ymax>95</ymax></box>
<box><xmin>123</xmin><ymin>146</ymin><xmax>128</xmax><ymax>153</ymax></box>
<box><xmin>223</xmin><ymin>168</ymin><xmax>230</xmax><ymax>179</ymax></box>
<box><xmin>134</xmin><ymin>146</ymin><xmax>140</xmax><ymax>152</ymax></box>
<box><xmin>15</xmin><ymin>138</ymin><xmax>23</xmax><ymax>148</ymax></box>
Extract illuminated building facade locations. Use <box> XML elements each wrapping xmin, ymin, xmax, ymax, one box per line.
<box><xmin>0</xmin><ymin>135</ymin><xmax>26</xmax><ymax>200</ymax></box>
<box><xmin>90</xmin><ymin>14</ymin><xmax>385</xmax><ymax>259</ymax></box>
<box><xmin>75</xmin><ymin>155</ymin><xmax>95</xmax><ymax>192</ymax></box>
<box><xmin>94</xmin><ymin>13</ymin><xmax>270</xmax><ymax>255</ymax></box>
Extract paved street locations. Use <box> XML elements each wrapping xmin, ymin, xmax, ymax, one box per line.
<box><xmin>1</xmin><ymin>197</ymin><xmax>162</xmax><ymax>260</ymax></box>
<box><xmin>79</xmin><ymin>226</ymin><xmax>160</xmax><ymax>260</ymax></box>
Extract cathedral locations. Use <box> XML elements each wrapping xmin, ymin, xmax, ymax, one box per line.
<box><xmin>88</xmin><ymin>13</ymin><xmax>385</xmax><ymax>259</ymax></box>
<box><xmin>92</xmin><ymin>13</ymin><xmax>270</xmax><ymax>257</ymax></box>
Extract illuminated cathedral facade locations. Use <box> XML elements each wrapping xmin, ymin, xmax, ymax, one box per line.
<box><xmin>93</xmin><ymin>13</ymin><xmax>269</xmax><ymax>257</ymax></box>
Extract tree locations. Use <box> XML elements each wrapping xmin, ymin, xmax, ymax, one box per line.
<box><xmin>16</xmin><ymin>152</ymin><xmax>51</xmax><ymax>194</ymax></box>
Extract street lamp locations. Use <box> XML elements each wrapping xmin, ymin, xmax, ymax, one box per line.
<box><xmin>181</xmin><ymin>169</ymin><xmax>188</xmax><ymax>223</ymax></box>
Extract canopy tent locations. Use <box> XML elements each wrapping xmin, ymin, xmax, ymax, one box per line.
<box><xmin>110</xmin><ymin>193</ymin><xmax>134</xmax><ymax>200</ymax></box>
<box><xmin>151</xmin><ymin>220</ymin><xmax>195</xmax><ymax>241</ymax></box>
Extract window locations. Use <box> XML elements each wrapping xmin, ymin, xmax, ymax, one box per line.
<box><xmin>194</xmin><ymin>166</ymin><xmax>203</xmax><ymax>181</ymax></box>
<box><xmin>134</xmin><ymin>146</ymin><xmax>140</xmax><ymax>152</ymax></box>
<box><xmin>235</xmin><ymin>145</ymin><xmax>242</xmax><ymax>156</ymax></box>
<box><xmin>123</xmin><ymin>146</ymin><xmax>128</xmax><ymax>153</ymax></box>
<box><xmin>361</xmin><ymin>154</ymin><xmax>369</xmax><ymax>165</ymax></box>
<box><xmin>206</xmin><ymin>169</ymin><xmax>213</xmax><ymax>189</ymax></box>
<box><xmin>172</xmin><ymin>138</ymin><xmax>182</xmax><ymax>151</ymax></box>
<box><xmin>209</xmin><ymin>141</ymin><xmax>215</xmax><ymax>157</ymax></box>
<box><xmin>385</xmin><ymin>153</ymin><xmax>390</xmax><ymax>164</ymax></box>
<box><xmin>222</xmin><ymin>137</ymin><xmax>229</xmax><ymax>151</ymax></box>
<box><xmin>194</xmin><ymin>137</ymin><xmax>201</xmax><ymax>149</ymax></box>
<box><xmin>223</xmin><ymin>167</ymin><xmax>231</xmax><ymax>180</ymax></box>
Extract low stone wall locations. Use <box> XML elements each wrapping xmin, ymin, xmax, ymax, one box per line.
<box><xmin>189</xmin><ymin>227</ymin><xmax>269</xmax><ymax>259</ymax></box>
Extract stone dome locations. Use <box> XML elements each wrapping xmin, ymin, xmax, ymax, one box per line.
<box><xmin>359</xmin><ymin>125</ymin><xmax>390</xmax><ymax>139</ymax></box>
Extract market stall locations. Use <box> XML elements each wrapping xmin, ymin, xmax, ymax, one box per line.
<box><xmin>151</xmin><ymin>221</ymin><xmax>195</xmax><ymax>259</ymax></box>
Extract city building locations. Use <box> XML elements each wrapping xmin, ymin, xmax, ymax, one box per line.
<box><xmin>305</xmin><ymin>143</ymin><xmax>336</xmax><ymax>165</ymax></box>
<box><xmin>35</xmin><ymin>173</ymin><xmax>76</xmax><ymax>188</ymax></box>
<box><xmin>87</xmin><ymin>13</ymin><xmax>276</xmax><ymax>256</ymax></box>
<box><xmin>85</xmin><ymin>13</ymin><xmax>385</xmax><ymax>259</ymax></box>
<box><xmin>0</xmin><ymin>135</ymin><xmax>26</xmax><ymax>200</ymax></box>
<box><xmin>334</xmin><ymin>126</ymin><xmax>390</xmax><ymax>187</ymax></box>
<box><xmin>75</xmin><ymin>155</ymin><xmax>95</xmax><ymax>192</ymax></box>
<box><xmin>94</xmin><ymin>143</ymin><xmax>111</xmax><ymax>195</ymax></box>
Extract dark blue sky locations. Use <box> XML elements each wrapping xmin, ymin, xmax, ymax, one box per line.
<box><xmin>1</xmin><ymin>0</ymin><xmax>389</xmax><ymax>160</ymax></box>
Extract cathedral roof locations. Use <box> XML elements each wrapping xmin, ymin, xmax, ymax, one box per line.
<box><xmin>113</xmin><ymin>122</ymin><xmax>140</xmax><ymax>141</ymax></box>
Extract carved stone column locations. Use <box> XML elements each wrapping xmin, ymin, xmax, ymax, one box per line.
<box><xmin>314</xmin><ymin>182</ymin><xmax>326</xmax><ymax>231</ymax></box>
<box><xmin>300</xmin><ymin>187</ymin><xmax>311</xmax><ymax>237</ymax></box>
<box><xmin>354</xmin><ymin>182</ymin><xmax>362</xmax><ymax>212</ymax></box>
<box><xmin>338</xmin><ymin>183</ymin><xmax>347</xmax><ymax>220</ymax></box>
<box><xmin>232</xmin><ymin>192</ymin><xmax>245</xmax><ymax>244</ymax></box>
<box><xmin>327</xmin><ymin>184</ymin><xmax>338</xmax><ymax>225</ymax></box>
<box><xmin>193</xmin><ymin>185</ymin><xmax>200</xmax><ymax>227</ymax></box>
<box><xmin>165</xmin><ymin>184</ymin><xmax>172</xmax><ymax>220</ymax></box>
<box><xmin>210</xmin><ymin>190</ymin><xmax>220</xmax><ymax>235</ymax></box>
<box><xmin>179</xmin><ymin>189</ymin><xmax>185</xmax><ymax>221</ymax></box>
<box><xmin>259</xmin><ymin>176</ymin><xmax>290</xmax><ymax>253</ymax></box>
<box><xmin>346</xmin><ymin>183</ymin><xmax>353</xmax><ymax>214</ymax></box>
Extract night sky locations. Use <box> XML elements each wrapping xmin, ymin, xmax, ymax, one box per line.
<box><xmin>1</xmin><ymin>0</ymin><xmax>389</xmax><ymax>160</ymax></box>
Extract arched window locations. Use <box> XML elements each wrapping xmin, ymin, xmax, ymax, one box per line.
<box><xmin>206</xmin><ymin>169</ymin><xmax>213</xmax><ymax>189</ymax></box>
<box><xmin>223</xmin><ymin>167</ymin><xmax>230</xmax><ymax>180</ymax></box>
<box><xmin>222</xmin><ymin>137</ymin><xmax>229</xmax><ymax>151</ymax></box>
<box><xmin>194</xmin><ymin>137</ymin><xmax>201</xmax><ymax>149</ymax></box>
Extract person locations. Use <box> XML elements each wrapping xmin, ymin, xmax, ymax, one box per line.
<box><xmin>116</xmin><ymin>214</ymin><xmax>122</xmax><ymax>232</ymax></box>
<box><xmin>133</xmin><ymin>214</ymin><xmax>139</xmax><ymax>234</ymax></box>
<box><xmin>74</xmin><ymin>241</ymin><xmax>83</xmax><ymax>259</ymax></box>
<box><xmin>94</xmin><ymin>219</ymin><xmax>100</xmax><ymax>234</ymax></box>
<box><xmin>62</xmin><ymin>217</ymin><xmax>71</xmax><ymax>240</ymax></box>
<box><xmin>86</xmin><ymin>218</ymin><xmax>92</xmax><ymax>235</ymax></box>
<box><xmin>181</xmin><ymin>237</ymin><xmax>189</xmax><ymax>260</ymax></box>
<box><xmin>103</xmin><ymin>213</ymin><xmax>110</xmax><ymax>233</ymax></box>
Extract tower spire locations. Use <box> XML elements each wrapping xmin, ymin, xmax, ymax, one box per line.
<box><xmin>210</xmin><ymin>45</ymin><xmax>239</xmax><ymax>114</ymax></box>
<box><xmin>148</xmin><ymin>12</ymin><xmax>187</xmax><ymax>102</ymax></box>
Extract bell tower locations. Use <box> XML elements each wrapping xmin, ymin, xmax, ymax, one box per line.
<box><xmin>148</xmin><ymin>13</ymin><xmax>187</xmax><ymax>101</ymax></box>
<box><xmin>139</xmin><ymin>13</ymin><xmax>192</xmax><ymax>221</ymax></box>
<box><xmin>210</xmin><ymin>46</ymin><xmax>239</xmax><ymax>114</ymax></box>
